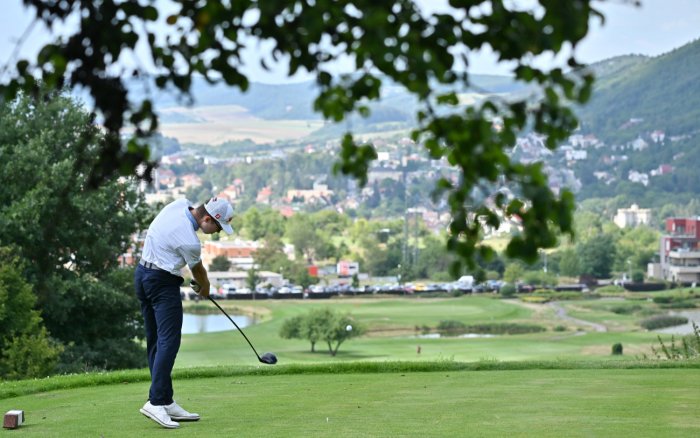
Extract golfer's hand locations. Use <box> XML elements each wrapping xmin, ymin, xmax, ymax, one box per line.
<box><xmin>199</xmin><ymin>283</ymin><xmax>211</xmax><ymax>298</ymax></box>
<box><xmin>190</xmin><ymin>280</ymin><xmax>211</xmax><ymax>298</ymax></box>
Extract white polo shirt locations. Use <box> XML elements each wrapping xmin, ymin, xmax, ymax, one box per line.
<box><xmin>141</xmin><ymin>199</ymin><xmax>202</xmax><ymax>276</ymax></box>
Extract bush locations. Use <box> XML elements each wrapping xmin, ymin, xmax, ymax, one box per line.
<box><xmin>0</xmin><ymin>251</ymin><xmax>63</xmax><ymax>379</ymax></box>
<box><xmin>611</xmin><ymin>343</ymin><xmax>623</xmax><ymax>355</ymax></box>
<box><xmin>437</xmin><ymin>320</ymin><xmax>467</xmax><ymax>335</ymax></box>
<box><xmin>640</xmin><ymin>315</ymin><xmax>688</xmax><ymax>330</ymax></box>
<box><xmin>500</xmin><ymin>283</ymin><xmax>516</xmax><ymax>297</ymax></box>
<box><xmin>631</xmin><ymin>270</ymin><xmax>645</xmax><ymax>283</ymax></box>
<box><xmin>554</xmin><ymin>325</ymin><xmax>567</xmax><ymax>332</ymax></box>
<box><xmin>610</xmin><ymin>305</ymin><xmax>642</xmax><ymax>315</ymax></box>
<box><xmin>463</xmin><ymin>323</ymin><xmax>546</xmax><ymax>335</ymax></box>
<box><xmin>659</xmin><ymin>301</ymin><xmax>697</xmax><ymax>309</ymax></box>
<box><xmin>624</xmin><ymin>283</ymin><xmax>667</xmax><ymax>292</ymax></box>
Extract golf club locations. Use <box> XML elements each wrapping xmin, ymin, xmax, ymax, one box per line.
<box><xmin>190</xmin><ymin>280</ymin><xmax>277</xmax><ymax>365</ymax></box>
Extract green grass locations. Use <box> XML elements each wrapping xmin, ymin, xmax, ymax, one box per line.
<box><xmin>176</xmin><ymin>296</ymin><xmax>666</xmax><ymax>367</ymax></box>
<box><xmin>2</xmin><ymin>293</ymin><xmax>697</xmax><ymax>436</ymax></box>
<box><xmin>3</xmin><ymin>363</ymin><xmax>700</xmax><ymax>437</ymax></box>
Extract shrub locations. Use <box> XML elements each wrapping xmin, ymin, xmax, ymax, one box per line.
<box><xmin>650</xmin><ymin>322</ymin><xmax>700</xmax><ymax>360</ymax></box>
<box><xmin>437</xmin><ymin>320</ymin><xmax>467</xmax><ymax>335</ymax></box>
<box><xmin>554</xmin><ymin>325</ymin><xmax>567</xmax><ymax>332</ymax></box>
<box><xmin>659</xmin><ymin>301</ymin><xmax>697</xmax><ymax>309</ymax></box>
<box><xmin>500</xmin><ymin>283</ymin><xmax>516</xmax><ymax>297</ymax></box>
<box><xmin>610</xmin><ymin>305</ymin><xmax>642</xmax><ymax>315</ymax></box>
<box><xmin>631</xmin><ymin>270</ymin><xmax>645</xmax><ymax>283</ymax></box>
<box><xmin>611</xmin><ymin>343</ymin><xmax>623</xmax><ymax>355</ymax></box>
<box><xmin>640</xmin><ymin>315</ymin><xmax>688</xmax><ymax>330</ymax></box>
<box><xmin>463</xmin><ymin>323</ymin><xmax>546</xmax><ymax>335</ymax></box>
<box><xmin>624</xmin><ymin>283</ymin><xmax>667</xmax><ymax>292</ymax></box>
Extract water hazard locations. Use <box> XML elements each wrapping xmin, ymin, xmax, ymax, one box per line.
<box><xmin>182</xmin><ymin>313</ymin><xmax>253</xmax><ymax>334</ymax></box>
<box><xmin>656</xmin><ymin>311</ymin><xmax>700</xmax><ymax>335</ymax></box>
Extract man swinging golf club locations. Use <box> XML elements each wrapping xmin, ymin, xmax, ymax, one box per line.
<box><xmin>134</xmin><ymin>197</ymin><xmax>233</xmax><ymax>429</ymax></box>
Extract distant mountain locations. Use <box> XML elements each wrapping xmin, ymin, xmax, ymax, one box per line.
<box><xmin>133</xmin><ymin>73</ymin><xmax>524</xmax><ymax>123</ymax></box>
<box><xmin>578</xmin><ymin>38</ymin><xmax>700</xmax><ymax>141</ymax></box>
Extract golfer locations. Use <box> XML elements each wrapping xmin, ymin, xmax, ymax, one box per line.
<box><xmin>135</xmin><ymin>197</ymin><xmax>234</xmax><ymax>428</ymax></box>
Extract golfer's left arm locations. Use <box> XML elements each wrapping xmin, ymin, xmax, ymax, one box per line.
<box><xmin>190</xmin><ymin>261</ymin><xmax>211</xmax><ymax>298</ymax></box>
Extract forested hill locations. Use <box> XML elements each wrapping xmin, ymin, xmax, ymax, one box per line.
<box><xmin>578</xmin><ymin>38</ymin><xmax>700</xmax><ymax>142</ymax></box>
<box><xmin>137</xmin><ymin>73</ymin><xmax>521</xmax><ymax>122</ymax></box>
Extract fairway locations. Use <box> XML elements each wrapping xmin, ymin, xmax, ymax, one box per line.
<box><xmin>176</xmin><ymin>296</ymin><xmax>662</xmax><ymax>367</ymax></box>
<box><xmin>3</xmin><ymin>366</ymin><xmax>699</xmax><ymax>437</ymax></box>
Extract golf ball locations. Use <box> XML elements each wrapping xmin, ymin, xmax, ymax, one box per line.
<box><xmin>346</xmin><ymin>324</ymin><xmax>353</xmax><ymax>331</ymax></box>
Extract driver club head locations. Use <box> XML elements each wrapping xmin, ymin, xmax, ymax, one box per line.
<box><xmin>260</xmin><ymin>352</ymin><xmax>278</xmax><ymax>365</ymax></box>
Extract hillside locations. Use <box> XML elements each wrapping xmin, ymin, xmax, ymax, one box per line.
<box><xmin>145</xmin><ymin>73</ymin><xmax>522</xmax><ymax>121</ymax></box>
<box><xmin>578</xmin><ymin>38</ymin><xmax>700</xmax><ymax>141</ymax></box>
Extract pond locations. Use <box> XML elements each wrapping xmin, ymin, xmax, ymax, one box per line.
<box><xmin>182</xmin><ymin>312</ymin><xmax>253</xmax><ymax>334</ymax></box>
<box><xmin>656</xmin><ymin>310</ymin><xmax>700</xmax><ymax>335</ymax></box>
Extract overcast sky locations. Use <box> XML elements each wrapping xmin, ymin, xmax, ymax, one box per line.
<box><xmin>1</xmin><ymin>0</ymin><xmax>699</xmax><ymax>83</ymax></box>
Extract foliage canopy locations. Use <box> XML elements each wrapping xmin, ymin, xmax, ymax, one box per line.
<box><xmin>3</xmin><ymin>0</ymin><xmax>603</xmax><ymax>269</ymax></box>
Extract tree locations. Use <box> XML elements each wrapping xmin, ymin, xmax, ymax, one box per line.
<box><xmin>285</xmin><ymin>214</ymin><xmax>319</xmax><ymax>262</ymax></box>
<box><xmin>0</xmin><ymin>91</ymin><xmax>148</xmax><ymax>372</ymax></box>
<box><xmin>558</xmin><ymin>248</ymin><xmax>581</xmax><ymax>277</ymax></box>
<box><xmin>577</xmin><ymin>234</ymin><xmax>617</xmax><ymax>279</ymax></box>
<box><xmin>503</xmin><ymin>263</ymin><xmax>525</xmax><ymax>285</ymax></box>
<box><xmin>278</xmin><ymin>308</ymin><xmax>364</xmax><ymax>356</ymax></box>
<box><xmin>322</xmin><ymin>312</ymin><xmax>365</xmax><ymax>357</ymax></box>
<box><xmin>3</xmin><ymin>1</ymin><xmax>601</xmax><ymax>269</ymax></box>
<box><xmin>0</xmin><ymin>249</ymin><xmax>62</xmax><ymax>379</ymax></box>
<box><xmin>209</xmin><ymin>255</ymin><xmax>232</xmax><ymax>272</ymax></box>
<box><xmin>246</xmin><ymin>267</ymin><xmax>260</xmax><ymax>294</ymax></box>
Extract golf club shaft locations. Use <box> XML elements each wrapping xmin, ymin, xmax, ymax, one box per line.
<box><xmin>207</xmin><ymin>296</ymin><xmax>263</xmax><ymax>361</ymax></box>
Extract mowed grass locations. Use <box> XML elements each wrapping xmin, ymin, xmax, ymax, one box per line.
<box><xmin>3</xmin><ymin>365</ymin><xmax>700</xmax><ymax>437</ymax></box>
<box><xmin>177</xmin><ymin>296</ymin><xmax>662</xmax><ymax>367</ymax></box>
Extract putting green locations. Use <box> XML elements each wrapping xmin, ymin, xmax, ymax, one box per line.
<box><xmin>3</xmin><ymin>367</ymin><xmax>699</xmax><ymax>437</ymax></box>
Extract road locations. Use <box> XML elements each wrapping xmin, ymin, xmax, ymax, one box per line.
<box><xmin>548</xmin><ymin>301</ymin><xmax>608</xmax><ymax>332</ymax></box>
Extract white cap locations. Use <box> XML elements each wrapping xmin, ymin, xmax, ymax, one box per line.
<box><xmin>204</xmin><ymin>197</ymin><xmax>234</xmax><ymax>234</ymax></box>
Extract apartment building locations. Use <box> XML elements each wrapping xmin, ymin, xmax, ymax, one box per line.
<box><xmin>659</xmin><ymin>218</ymin><xmax>700</xmax><ymax>283</ymax></box>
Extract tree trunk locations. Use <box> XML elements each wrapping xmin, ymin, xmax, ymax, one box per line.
<box><xmin>332</xmin><ymin>341</ymin><xmax>344</xmax><ymax>356</ymax></box>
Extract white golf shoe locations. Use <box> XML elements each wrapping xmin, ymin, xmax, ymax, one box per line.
<box><xmin>165</xmin><ymin>401</ymin><xmax>200</xmax><ymax>421</ymax></box>
<box><xmin>140</xmin><ymin>401</ymin><xmax>180</xmax><ymax>429</ymax></box>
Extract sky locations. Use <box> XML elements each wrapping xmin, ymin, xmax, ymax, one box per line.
<box><xmin>1</xmin><ymin>0</ymin><xmax>699</xmax><ymax>83</ymax></box>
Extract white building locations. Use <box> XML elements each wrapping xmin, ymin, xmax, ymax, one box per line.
<box><xmin>613</xmin><ymin>204</ymin><xmax>652</xmax><ymax>228</ymax></box>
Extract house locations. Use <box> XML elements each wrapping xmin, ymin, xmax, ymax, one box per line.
<box><xmin>218</xmin><ymin>181</ymin><xmax>245</xmax><ymax>202</ymax></box>
<box><xmin>658</xmin><ymin>218</ymin><xmax>700</xmax><ymax>283</ymax></box>
<box><xmin>180</xmin><ymin>173</ymin><xmax>203</xmax><ymax>190</ymax></box>
<box><xmin>628</xmin><ymin>170</ymin><xmax>649</xmax><ymax>186</ymax></box>
<box><xmin>650</xmin><ymin>164</ymin><xmax>673</xmax><ymax>177</ymax></box>
<box><xmin>650</xmin><ymin>130</ymin><xmax>666</xmax><ymax>143</ymax></box>
<box><xmin>286</xmin><ymin>183</ymin><xmax>334</xmax><ymax>204</ymax></box>
<box><xmin>631</xmin><ymin>137</ymin><xmax>648</xmax><ymax>151</ymax></box>
<box><xmin>613</xmin><ymin>204</ymin><xmax>652</xmax><ymax>228</ymax></box>
<box><xmin>156</xmin><ymin>168</ymin><xmax>177</xmax><ymax>188</ymax></box>
<box><xmin>202</xmin><ymin>239</ymin><xmax>260</xmax><ymax>271</ymax></box>
<box><xmin>256</xmin><ymin>186</ymin><xmax>273</xmax><ymax>204</ymax></box>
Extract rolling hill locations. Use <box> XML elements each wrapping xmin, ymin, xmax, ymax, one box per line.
<box><xmin>578</xmin><ymin>38</ymin><xmax>700</xmax><ymax>141</ymax></box>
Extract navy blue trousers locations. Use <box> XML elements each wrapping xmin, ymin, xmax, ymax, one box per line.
<box><xmin>134</xmin><ymin>264</ymin><xmax>184</xmax><ymax>406</ymax></box>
